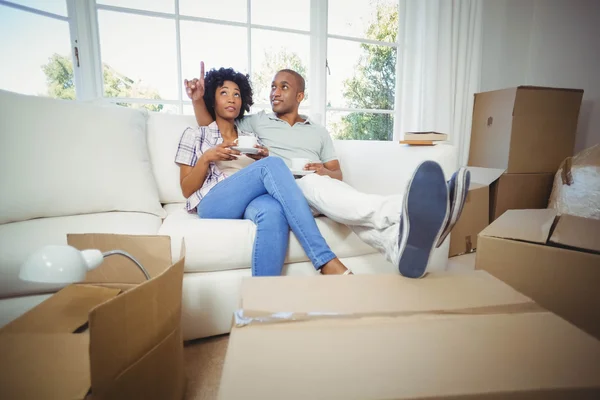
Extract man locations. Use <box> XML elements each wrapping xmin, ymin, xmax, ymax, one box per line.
<box><xmin>184</xmin><ymin>62</ymin><xmax>470</xmax><ymax>278</ymax></box>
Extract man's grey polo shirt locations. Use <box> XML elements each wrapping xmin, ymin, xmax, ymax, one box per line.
<box><xmin>236</xmin><ymin>111</ymin><xmax>337</xmax><ymax>165</ymax></box>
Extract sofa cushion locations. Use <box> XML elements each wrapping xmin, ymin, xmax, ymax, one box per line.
<box><xmin>334</xmin><ymin>141</ymin><xmax>458</xmax><ymax>194</ymax></box>
<box><xmin>159</xmin><ymin>203</ymin><xmax>378</xmax><ymax>273</ymax></box>
<box><xmin>147</xmin><ymin>113</ymin><xmax>197</xmax><ymax>204</ymax></box>
<box><xmin>0</xmin><ymin>90</ymin><xmax>166</xmax><ymax>224</ymax></box>
<box><xmin>0</xmin><ymin>212</ymin><xmax>162</xmax><ymax>298</ymax></box>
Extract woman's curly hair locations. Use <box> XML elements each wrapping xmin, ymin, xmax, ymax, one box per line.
<box><xmin>203</xmin><ymin>67</ymin><xmax>254</xmax><ymax>121</ymax></box>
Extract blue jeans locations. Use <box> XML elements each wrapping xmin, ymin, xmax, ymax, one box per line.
<box><xmin>197</xmin><ymin>157</ymin><xmax>336</xmax><ymax>276</ymax></box>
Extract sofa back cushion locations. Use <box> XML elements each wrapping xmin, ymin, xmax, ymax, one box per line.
<box><xmin>0</xmin><ymin>90</ymin><xmax>165</xmax><ymax>224</ymax></box>
<box><xmin>146</xmin><ymin>113</ymin><xmax>196</xmax><ymax>204</ymax></box>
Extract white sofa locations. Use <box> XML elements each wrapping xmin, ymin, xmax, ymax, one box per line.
<box><xmin>0</xmin><ymin>89</ymin><xmax>457</xmax><ymax>340</ymax></box>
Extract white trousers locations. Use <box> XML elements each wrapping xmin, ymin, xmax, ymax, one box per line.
<box><xmin>296</xmin><ymin>174</ymin><xmax>404</xmax><ymax>263</ymax></box>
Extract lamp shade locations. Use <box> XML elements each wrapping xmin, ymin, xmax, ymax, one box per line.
<box><xmin>19</xmin><ymin>245</ymin><xmax>104</xmax><ymax>284</ymax></box>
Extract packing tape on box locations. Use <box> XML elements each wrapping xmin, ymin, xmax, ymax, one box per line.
<box><xmin>233</xmin><ymin>302</ymin><xmax>543</xmax><ymax>328</ymax></box>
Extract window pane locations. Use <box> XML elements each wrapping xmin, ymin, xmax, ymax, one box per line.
<box><xmin>327</xmin><ymin>111</ymin><xmax>394</xmax><ymax>141</ymax></box>
<box><xmin>328</xmin><ymin>0</ymin><xmax>398</xmax><ymax>41</ymax></box>
<box><xmin>9</xmin><ymin>0</ymin><xmax>67</xmax><ymax>17</ymax></box>
<box><xmin>251</xmin><ymin>29</ymin><xmax>310</xmax><ymax>106</ymax></box>
<box><xmin>98</xmin><ymin>10</ymin><xmax>178</xmax><ymax>100</ymax></box>
<box><xmin>97</xmin><ymin>0</ymin><xmax>174</xmax><ymax>14</ymax></box>
<box><xmin>180</xmin><ymin>21</ymin><xmax>248</xmax><ymax>98</ymax></box>
<box><xmin>327</xmin><ymin>38</ymin><xmax>396</xmax><ymax>110</ymax></box>
<box><xmin>179</xmin><ymin>0</ymin><xmax>246</xmax><ymax>22</ymax></box>
<box><xmin>0</xmin><ymin>6</ymin><xmax>73</xmax><ymax>98</ymax></box>
<box><xmin>251</xmin><ymin>0</ymin><xmax>309</xmax><ymax>31</ymax></box>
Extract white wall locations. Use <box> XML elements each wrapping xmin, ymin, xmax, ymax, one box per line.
<box><xmin>481</xmin><ymin>0</ymin><xmax>600</xmax><ymax>153</ymax></box>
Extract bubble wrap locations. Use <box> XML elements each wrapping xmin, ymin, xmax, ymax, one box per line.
<box><xmin>548</xmin><ymin>144</ymin><xmax>600</xmax><ymax>220</ymax></box>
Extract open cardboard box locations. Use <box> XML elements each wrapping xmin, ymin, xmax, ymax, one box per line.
<box><xmin>449</xmin><ymin>167</ymin><xmax>555</xmax><ymax>256</ymax></box>
<box><xmin>219</xmin><ymin>272</ymin><xmax>600</xmax><ymax>399</ymax></box>
<box><xmin>476</xmin><ymin>209</ymin><xmax>600</xmax><ymax>340</ymax></box>
<box><xmin>0</xmin><ymin>234</ymin><xmax>186</xmax><ymax>400</ymax></box>
<box><xmin>451</xmin><ymin>86</ymin><xmax>584</xmax><ymax>257</ymax></box>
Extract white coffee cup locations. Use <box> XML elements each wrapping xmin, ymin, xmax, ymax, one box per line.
<box><xmin>235</xmin><ymin>136</ymin><xmax>258</xmax><ymax>148</ymax></box>
<box><xmin>290</xmin><ymin>157</ymin><xmax>312</xmax><ymax>171</ymax></box>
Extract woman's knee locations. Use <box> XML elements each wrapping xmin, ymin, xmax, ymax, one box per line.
<box><xmin>261</xmin><ymin>156</ymin><xmax>286</xmax><ymax>169</ymax></box>
<box><xmin>258</xmin><ymin>200</ymin><xmax>286</xmax><ymax>224</ymax></box>
<box><xmin>246</xmin><ymin>195</ymin><xmax>286</xmax><ymax>225</ymax></box>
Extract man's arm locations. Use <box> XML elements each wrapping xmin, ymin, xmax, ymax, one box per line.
<box><xmin>323</xmin><ymin>160</ymin><xmax>343</xmax><ymax>180</ymax></box>
<box><xmin>305</xmin><ymin>127</ymin><xmax>342</xmax><ymax>180</ymax></box>
<box><xmin>192</xmin><ymin>98</ymin><xmax>213</xmax><ymax>126</ymax></box>
<box><xmin>184</xmin><ymin>61</ymin><xmax>214</xmax><ymax>126</ymax></box>
<box><xmin>305</xmin><ymin>159</ymin><xmax>343</xmax><ymax>181</ymax></box>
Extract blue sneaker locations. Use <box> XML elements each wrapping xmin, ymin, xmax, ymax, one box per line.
<box><xmin>436</xmin><ymin>167</ymin><xmax>471</xmax><ymax>247</ymax></box>
<box><xmin>396</xmin><ymin>161</ymin><xmax>449</xmax><ymax>278</ymax></box>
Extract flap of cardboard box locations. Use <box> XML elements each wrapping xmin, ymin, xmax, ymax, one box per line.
<box><xmin>514</xmin><ymin>86</ymin><xmax>584</xmax><ymax>117</ymax></box>
<box><xmin>87</xmin><ymin>253</ymin><xmax>186</xmax><ymax>399</ymax></box>
<box><xmin>0</xmin><ymin>333</ymin><xmax>91</xmax><ymax>400</ymax></box>
<box><xmin>0</xmin><ymin>285</ymin><xmax>119</xmax><ymax>399</ymax></box>
<box><xmin>67</xmin><ymin>234</ymin><xmax>173</xmax><ymax>284</ymax></box>
<box><xmin>467</xmin><ymin>166</ymin><xmax>505</xmax><ymax>187</ymax></box>
<box><xmin>479</xmin><ymin>209</ymin><xmax>557</xmax><ymax>244</ymax></box>
<box><xmin>237</xmin><ymin>271</ymin><xmax>535</xmax><ymax>323</ymax></box>
<box><xmin>0</xmin><ymin>284</ymin><xmax>120</xmax><ymax>334</ymax></box>
<box><xmin>550</xmin><ymin>214</ymin><xmax>600</xmax><ymax>253</ymax></box>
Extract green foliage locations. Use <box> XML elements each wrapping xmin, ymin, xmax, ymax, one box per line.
<box><xmin>334</xmin><ymin>1</ymin><xmax>398</xmax><ymax>140</ymax></box>
<box><xmin>42</xmin><ymin>54</ymin><xmax>75</xmax><ymax>100</ymax></box>
<box><xmin>42</xmin><ymin>53</ymin><xmax>163</xmax><ymax>112</ymax></box>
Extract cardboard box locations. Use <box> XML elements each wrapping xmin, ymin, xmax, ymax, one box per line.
<box><xmin>476</xmin><ymin>209</ymin><xmax>600</xmax><ymax>340</ymax></box>
<box><xmin>489</xmin><ymin>172</ymin><xmax>554</xmax><ymax>220</ymax></box>
<box><xmin>450</xmin><ymin>168</ymin><xmax>555</xmax><ymax>256</ymax></box>
<box><xmin>468</xmin><ymin>86</ymin><xmax>583</xmax><ymax>174</ymax></box>
<box><xmin>449</xmin><ymin>182</ymin><xmax>489</xmax><ymax>256</ymax></box>
<box><xmin>0</xmin><ymin>234</ymin><xmax>186</xmax><ymax>400</ymax></box>
<box><xmin>219</xmin><ymin>272</ymin><xmax>600</xmax><ymax>399</ymax></box>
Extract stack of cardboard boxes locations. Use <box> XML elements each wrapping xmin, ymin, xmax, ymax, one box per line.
<box><xmin>450</xmin><ymin>86</ymin><xmax>585</xmax><ymax>256</ymax></box>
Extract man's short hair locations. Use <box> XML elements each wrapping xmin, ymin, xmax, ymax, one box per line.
<box><xmin>277</xmin><ymin>69</ymin><xmax>306</xmax><ymax>93</ymax></box>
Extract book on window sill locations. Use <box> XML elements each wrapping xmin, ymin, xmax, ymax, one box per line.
<box><xmin>403</xmin><ymin>131</ymin><xmax>449</xmax><ymax>142</ymax></box>
<box><xmin>399</xmin><ymin>140</ymin><xmax>438</xmax><ymax>146</ymax></box>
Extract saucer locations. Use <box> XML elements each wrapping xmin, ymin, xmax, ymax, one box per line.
<box><xmin>290</xmin><ymin>170</ymin><xmax>316</xmax><ymax>176</ymax></box>
<box><xmin>231</xmin><ymin>146</ymin><xmax>259</xmax><ymax>155</ymax></box>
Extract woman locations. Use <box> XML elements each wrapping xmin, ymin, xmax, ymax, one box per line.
<box><xmin>176</xmin><ymin>67</ymin><xmax>351</xmax><ymax>276</ymax></box>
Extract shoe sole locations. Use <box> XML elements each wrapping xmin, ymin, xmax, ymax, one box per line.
<box><xmin>397</xmin><ymin>161</ymin><xmax>449</xmax><ymax>279</ymax></box>
<box><xmin>437</xmin><ymin>168</ymin><xmax>469</xmax><ymax>246</ymax></box>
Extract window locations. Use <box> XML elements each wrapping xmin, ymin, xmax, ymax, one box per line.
<box><xmin>93</xmin><ymin>0</ymin><xmax>311</xmax><ymax>114</ymax></box>
<box><xmin>1</xmin><ymin>0</ymin><xmax>401</xmax><ymax>140</ymax></box>
<box><xmin>326</xmin><ymin>0</ymin><xmax>398</xmax><ymax>140</ymax></box>
<box><xmin>0</xmin><ymin>1</ymin><xmax>75</xmax><ymax>99</ymax></box>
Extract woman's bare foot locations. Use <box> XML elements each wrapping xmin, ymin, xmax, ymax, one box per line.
<box><xmin>320</xmin><ymin>258</ymin><xmax>353</xmax><ymax>275</ymax></box>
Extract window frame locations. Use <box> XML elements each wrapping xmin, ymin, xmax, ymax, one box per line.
<box><xmin>324</xmin><ymin>0</ymin><xmax>403</xmax><ymax>139</ymax></box>
<box><xmin>85</xmin><ymin>0</ymin><xmax>315</xmax><ymax>114</ymax></box>
<box><xmin>1</xmin><ymin>0</ymin><xmax>403</xmax><ymax>138</ymax></box>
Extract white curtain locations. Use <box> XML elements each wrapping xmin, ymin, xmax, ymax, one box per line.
<box><xmin>394</xmin><ymin>0</ymin><xmax>482</xmax><ymax>167</ymax></box>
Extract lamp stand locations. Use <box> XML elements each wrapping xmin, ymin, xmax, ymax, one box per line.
<box><xmin>102</xmin><ymin>250</ymin><xmax>151</xmax><ymax>280</ymax></box>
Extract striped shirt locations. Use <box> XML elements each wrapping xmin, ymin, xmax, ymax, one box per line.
<box><xmin>174</xmin><ymin>121</ymin><xmax>261</xmax><ymax>211</ymax></box>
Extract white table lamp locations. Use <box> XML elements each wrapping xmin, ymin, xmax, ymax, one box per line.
<box><xmin>19</xmin><ymin>245</ymin><xmax>150</xmax><ymax>284</ymax></box>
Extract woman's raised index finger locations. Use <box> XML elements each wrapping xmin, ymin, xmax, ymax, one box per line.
<box><xmin>200</xmin><ymin>61</ymin><xmax>205</xmax><ymax>79</ymax></box>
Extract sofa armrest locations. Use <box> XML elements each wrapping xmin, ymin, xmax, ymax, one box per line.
<box><xmin>333</xmin><ymin>141</ymin><xmax>457</xmax><ymax>195</ymax></box>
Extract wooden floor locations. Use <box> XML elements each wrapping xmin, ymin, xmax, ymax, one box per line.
<box><xmin>183</xmin><ymin>334</ymin><xmax>230</xmax><ymax>400</ymax></box>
